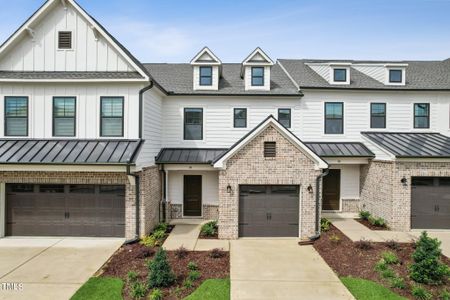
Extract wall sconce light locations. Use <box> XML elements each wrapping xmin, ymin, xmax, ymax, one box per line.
<box><xmin>401</xmin><ymin>177</ymin><xmax>408</xmax><ymax>186</ymax></box>
<box><xmin>307</xmin><ymin>184</ymin><xmax>313</xmax><ymax>193</ymax></box>
<box><xmin>227</xmin><ymin>185</ymin><xmax>232</xmax><ymax>193</ymax></box>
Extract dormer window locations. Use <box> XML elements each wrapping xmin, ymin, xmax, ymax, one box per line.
<box><xmin>199</xmin><ymin>66</ymin><xmax>212</xmax><ymax>86</ymax></box>
<box><xmin>333</xmin><ymin>68</ymin><xmax>347</xmax><ymax>82</ymax></box>
<box><xmin>389</xmin><ymin>69</ymin><xmax>402</xmax><ymax>83</ymax></box>
<box><xmin>251</xmin><ymin>67</ymin><xmax>264</xmax><ymax>86</ymax></box>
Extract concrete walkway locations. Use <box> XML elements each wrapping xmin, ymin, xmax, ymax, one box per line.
<box><xmin>331</xmin><ymin>218</ymin><xmax>450</xmax><ymax>258</ymax></box>
<box><xmin>0</xmin><ymin>237</ymin><xmax>123</xmax><ymax>300</ymax></box>
<box><xmin>230</xmin><ymin>239</ymin><xmax>354</xmax><ymax>300</ymax></box>
<box><xmin>163</xmin><ymin>222</ymin><xmax>230</xmax><ymax>251</ymax></box>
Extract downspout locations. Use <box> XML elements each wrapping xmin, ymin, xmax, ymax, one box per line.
<box><xmin>160</xmin><ymin>164</ymin><xmax>167</xmax><ymax>223</ymax></box>
<box><xmin>308</xmin><ymin>168</ymin><xmax>329</xmax><ymax>241</ymax></box>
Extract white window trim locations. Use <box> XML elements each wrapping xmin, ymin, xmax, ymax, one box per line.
<box><xmin>385</xmin><ymin>67</ymin><xmax>406</xmax><ymax>86</ymax></box>
<box><xmin>329</xmin><ymin>66</ymin><xmax>350</xmax><ymax>85</ymax></box>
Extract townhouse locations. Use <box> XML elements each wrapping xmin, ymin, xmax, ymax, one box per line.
<box><xmin>0</xmin><ymin>0</ymin><xmax>449</xmax><ymax>241</ymax></box>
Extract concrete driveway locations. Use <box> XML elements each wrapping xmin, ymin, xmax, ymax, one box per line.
<box><xmin>0</xmin><ymin>237</ymin><xmax>123</xmax><ymax>300</ymax></box>
<box><xmin>230</xmin><ymin>239</ymin><xmax>354</xmax><ymax>300</ymax></box>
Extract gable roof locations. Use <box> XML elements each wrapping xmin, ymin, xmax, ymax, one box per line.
<box><xmin>190</xmin><ymin>47</ymin><xmax>222</xmax><ymax>65</ymax></box>
<box><xmin>213</xmin><ymin>115</ymin><xmax>328</xmax><ymax>169</ymax></box>
<box><xmin>143</xmin><ymin>63</ymin><xmax>300</xmax><ymax>96</ymax></box>
<box><xmin>0</xmin><ymin>0</ymin><xmax>150</xmax><ymax>81</ymax></box>
<box><xmin>278</xmin><ymin>59</ymin><xmax>450</xmax><ymax>90</ymax></box>
<box><xmin>242</xmin><ymin>47</ymin><xmax>274</xmax><ymax>65</ymax></box>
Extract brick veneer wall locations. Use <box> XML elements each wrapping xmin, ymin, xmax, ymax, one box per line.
<box><xmin>138</xmin><ymin>166</ymin><xmax>161</xmax><ymax>236</ymax></box>
<box><xmin>218</xmin><ymin>125</ymin><xmax>322</xmax><ymax>240</ymax></box>
<box><xmin>0</xmin><ymin>171</ymin><xmax>137</xmax><ymax>239</ymax></box>
<box><xmin>168</xmin><ymin>204</ymin><xmax>219</xmax><ymax>220</ymax></box>
<box><xmin>341</xmin><ymin>198</ymin><xmax>360</xmax><ymax>213</ymax></box>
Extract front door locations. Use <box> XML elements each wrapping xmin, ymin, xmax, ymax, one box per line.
<box><xmin>183</xmin><ymin>175</ymin><xmax>202</xmax><ymax>216</ymax></box>
<box><xmin>322</xmin><ymin>169</ymin><xmax>341</xmax><ymax>211</ymax></box>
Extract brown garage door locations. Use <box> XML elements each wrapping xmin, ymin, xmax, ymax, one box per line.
<box><xmin>6</xmin><ymin>184</ymin><xmax>125</xmax><ymax>237</ymax></box>
<box><xmin>411</xmin><ymin>177</ymin><xmax>450</xmax><ymax>229</ymax></box>
<box><xmin>239</xmin><ymin>185</ymin><xmax>299</xmax><ymax>237</ymax></box>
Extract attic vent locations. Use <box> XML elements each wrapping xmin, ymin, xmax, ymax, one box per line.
<box><xmin>264</xmin><ymin>142</ymin><xmax>276</xmax><ymax>157</ymax></box>
<box><xmin>58</xmin><ymin>31</ymin><xmax>72</xmax><ymax>49</ymax></box>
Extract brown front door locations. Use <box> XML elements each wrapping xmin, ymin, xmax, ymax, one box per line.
<box><xmin>322</xmin><ymin>169</ymin><xmax>341</xmax><ymax>211</ymax></box>
<box><xmin>184</xmin><ymin>175</ymin><xmax>202</xmax><ymax>217</ymax></box>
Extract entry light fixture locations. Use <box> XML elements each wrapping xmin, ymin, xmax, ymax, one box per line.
<box><xmin>307</xmin><ymin>184</ymin><xmax>313</xmax><ymax>193</ymax></box>
<box><xmin>401</xmin><ymin>177</ymin><xmax>408</xmax><ymax>186</ymax></box>
<box><xmin>227</xmin><ymin>185</ymin><xmax>232</xmax><ymax>193</ymax></box>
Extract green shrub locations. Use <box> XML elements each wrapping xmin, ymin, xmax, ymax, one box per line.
<box><xmin>149</xmin><ymin>288</ymin><xmax>163</xmax><ymax>300</ymax></box>
<box><xmin>411</xmin><ymin>285</ymin><xmax>432</xmax><ymax>300</ymax></box>
<box><xmin>201</xmin><ymin>221</ymin><xmax>218</xmax><ymax>236</ymax></box>
<box><xmin>440</xmin><ymin>289</ymin><xmax>450</xmax><ymax>300</ymax></box>
<box><xmin>374</xmin><ymin>259</ymin><xmax>388</xmax><ymax>272</ymax></box>
<box><xmin>127</xmin><ymin>271</ymin><xmax>139</xmax><ymax>283</ymax></box>
<box><xmin>368</xmin><ymin>216</ymin><xmax>386</xmax><ymax>227</ymax></box>
<box><xmin>359</xmin><ymin>210</ymin><xmax>371</xmax><ymax>220</ymax></box>
<box><xmin>183</xmin><ymin>279</ymin><xmax>194</xmax><ymax>289</ymax></box>
<box><xmin>154</xmin><ymin>223</ymin><xmax>168</xmax><ymax>232</ymax></box>
<box><xmin>410</xmin><ymin>231</ymin><xmax>450</xmax><ymax>285</ymax></box>
<box><xmin>382</xmin><ymin>251</ymin><xmax>399</xmax><ymax>265</ymax></box>
<box><xmin>380</xmin><ymin>268</ymin><xmax>396</xmax><ymax>279</ymax></box>
<box><xmin>188</xmin><ymin>270</ymin><xmax>201</xmax><ymax>281</ymax></box>
<box><xmin>187</xmin><ymin>261</ymin><xmax>198</xmax><ymax>271</ymax></box>
<box><xmin>320</xmin><ymin>218</ymin><xmax>331</xmax><ymax>232</ymax></box>
<box><xmin>147</xmin><ymin>248</ymin><xmax>175</xmax><ymax>288</ymax></box>
<box><xmin>389</xmin><ymin>276</ymin><xmax>406</xmax><ymax>289</ymax></box>
<box><xmin>130</xmin><ymin>281</ymin><xmax>147</xmax><ymax>299</ymax></box>
<box><xmin>140</xmin><ymin>229</ymin><xmax>167</xmax><ymax>247</ymax></box>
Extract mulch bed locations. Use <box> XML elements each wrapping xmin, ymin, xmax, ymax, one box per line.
<box><xmin>314</xmin><ymin>225</ymin><xmax>450</xmax><ymax>299</ymax></box>
<box><xmin>100</xmin><ymin>242</ymin><xmax>229</xmax><ymax>300</ymax></box>
<box><xmin>356</xmin><ymin>218</ymin><xmax>390</xmax><ymax>231</ymax></box>
<box><xmin>198</xmin><ymin>231</ymin><xmax>218</xmax><ymax>239</ymax></box>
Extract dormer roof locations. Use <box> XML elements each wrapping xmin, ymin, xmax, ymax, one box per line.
<box><xmin>242</xmin><ymin>47</ymin><xmax>274</xmax><ymax>66</ymax></box>
<box><xmin>190</xmin><ymin>47</ymin><xmax>222</xmax><ymax>65</ymax></box>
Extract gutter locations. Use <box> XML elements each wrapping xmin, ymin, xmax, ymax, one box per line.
<box><xmin>308</xmin><ymin>168</ymin><xmax>330</xmax><ymax>241</ymax></box>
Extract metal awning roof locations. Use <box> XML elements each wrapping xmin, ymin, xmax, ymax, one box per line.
<box><xmin>305</xmin><ymin>142</ymin><xmax>375</xmax><ymax>157</ymax></box>
<box><xmin>156</xmin><ymin>148</ymin><xmax>228</xmax><ymax>164</ymax></box>
<box><xmin>0</xmin><ymin>139</ymin><xmax>142</xmax><ymax>164</ymax></box>
<box><xmin>362</xmin><ymin>132</ymin><xmax>450</xmax><ymax>158</ymax></box>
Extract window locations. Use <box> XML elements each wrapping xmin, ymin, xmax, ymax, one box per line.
<box><xmin>5</xmin><ymin>96</ymin><xmax>28</xmax><ymax>136</ymax></box>
<box><xmin>251</xmin><ymin>67</ymin><xmax>264</xmax><ymax>86</ymax></box>
<box><xmin>100</xmin><ymin>97</ymin><xmax>124</xmax><ymax>137</ymax></box>
<box><xmin>278</xmin><ymin>108</ymin><xmax>291</xmax><ymax>128</ymax></box>
<box><xmin>233</xmin><ymin>108</ymin><xmax>247</xmax><ymax>128</ymax></box>
<box><xmin>11</xmin><ymin>184</ymin><xmax>34</xmax><ymax>193</ymax></box>
<box><xmin>333</xmin><ymin>69</ymin><xmax>347</xmax><ymax>82</ymax></box>
<box><xmin>58</xmin><ymin>31</ymin><xmax>72</xmax><ymax>49</ymax></box>
<box><xmin>99</xmin><ymin>185</ymin><xmax>125</xmax><ymax>194</ymax></box>
<box><xmin>370</xmin><ymin>103</ymin><xmax>386</xmax><ymax>129</ymax></box>
<box><xmin>70</xmin><ymin>185</ymin><xmax>95</xmax><ymax>194</ymax></box>
<box><xmin>184</xmin><ymin>108</ymin><xmax>203</xmax><ymax>140</ymax></box>
<box><xmin>325</xmin><ymin>102</ymin><xmax>344</xmax><ymax>134</ymax></box>
<box><xmin>264</xmin><ymin>142</ymin><xmax>276</xmax><ymax>157</ymax></box>
<box><xmin>199</xmin><ymin>66</ymin><xmax>212</xmax><ymax>86</ymax></box>
<box><xmin>389</xmin><ymin>69</ymin><xmax>402</xmax><ymax>83</ymax></box>
<box><xmin>53</xmin><ymin>97</ymin><xmax>76</xmax><ymax>136</ymax></box>
<box><xmin>39</xmin><ymin>185</ymin><xmax>64</xmax><ymax>193</ymax></box>
<box><xmin>414</xmin><ymin>103</ymin><xmax>430</xmax><ymax>128</ymax></box>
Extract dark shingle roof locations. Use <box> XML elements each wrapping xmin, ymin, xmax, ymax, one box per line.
<box><xmin>155</xmin><ymin>148</ymin><xmax>228</xmax><ymax>164</ymax></box>
<box><xmin>362</xmin><ymin>132</ymin><xmax>450</xmax><ymax>158</ymax></box>
<box><xmin>0</xmin><ymin>71</ymin><xmax>143</xmax><ymax>80</ymax></box>
<box><xmin>0</xmin><ymin>139</ymin><xmax>141</xmax><ymax>164</ymax></box>
<box><xmin>305</xmin><ymin>142</ymin><xmax>374</xmax><ymax>157</ymax></box>
<box><xmin>278</xmin><ymin>59</ymin><xmax>450</xmax><ymax>90</ymax></box>
<box><xmin>143</xmin><ymin>63</ymin><xmax>300</xmax><ymax>96</ymax></box>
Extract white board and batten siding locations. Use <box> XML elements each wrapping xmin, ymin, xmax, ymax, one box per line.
<box><xmin>0</xmin><ymin>3</ymin><xmax>133</xmax><ymax>72</ymax></box>
<box><xmin>168</xmin><ymin>171</ymin><xmax>219</xmax><ymax>206</ymax></box>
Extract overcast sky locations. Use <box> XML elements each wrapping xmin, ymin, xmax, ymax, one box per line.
<box><xmin>1</xmin><ymin>0</ymin><xmax>449</xmax><ymax>63</ymax></box>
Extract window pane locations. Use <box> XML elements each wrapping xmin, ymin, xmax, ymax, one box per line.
<box><xmin>6</xmin><ymin>118</ymin><xmax>27</xmax><ymax>136</ymax></box>
<box><xmin>101</xmin><ymin>98</ymin><xmax>123</xmax><ymax>137</ymax></box>
<box><xmin>5</xmin><ymin>97</ymin><xmax>28</xmax><ymax>117</ymax></box>
<box><xmin>54</xmin><ymin>97</ymin><xmax>75</xmax><ymax>117</ymax></box>
<box><xmin>184</xmin><ymin>108</ymin><xmax>203</xmax><ymax>140</ymax></box>
<box><xmin>54</xmin><ymin>118</ymin><xmax>75</xmax><ymax>136</ymax></box>
<box><xmin>234</xmin><ymin>108</ymin><xmax>247</xmax><ymax>128</ymax></box>
<box><xmin>325</xmin><ymin>119</ymin><xmax>343</xmax><ymax>134</ymax></box>
<box><xmin>325</xmin><ymin>103</ymin><xmax>343</xmax><ymax>118</ymax></box>
<box><xmin>101</xmin><ymin>118</ymin><xmax>123</xmax><ymax>136</ymax></box>
<box><xmin>278</xmin><ymin>109</ymin><xmax>291</xmax><ymax>128</ymax></box>
<box><xmin>389</xmin><ymin>70</ymin><xmax>402</xmax><ymax>83</ymax></box>
<box><xmin>99</xmin><ymin>185</ymin><xmax>125</xmax><ymax>194</ymax></box>
<box><xmin>200</xmin><ymin>67</ymin><xmax>212</xmax><ymax>76</ymax></box>
<box><xmin>333</xmin><ymin>69</ymin><xmax>347</xmax><ymax>82</ymax></box>
<box><xmin>415</xmin><ymin>116</ymin><xmax>429</xmax><ymax>128</ymax></box>
<box><xmin>11</xmin><ymin>184</ymin><xmax>34</xmax><ymax>193</ymax></box>
<box><xmin>251</xmin><ymin>67</ymin><xmax>264</xmax><ymax>86</ymax></box>
<box><xmin>415</xmin><ymin>104</ymin><xmax>429</xmax><ymax>117</ymax></box>
<box><xmin>371</xmin><ymin>117</ymin><xmax>385</xmax><ymax>129</ymax></box>
<box><xmin>70</xmin><ymin>185</ymin><xmax>95</xmax><ymax>194</ymax></box>
<box><xmin>371</xmin><ymin>103</ymin><xmax>386</xmax><ymax>128</ymax></box>
<box><xmin>39</xmin><ymin>185</ymin><xmax>64</xmax><ymax>193</ymax></box>
<box><xmin>101</xmin><ymin>98</ymin><xmax>123</xmax><ymax>117</ymax></box>
<box><xmin>414</xmin><ymin>104</ymin><xmax>429</xmax><ymax>128</ymax></box>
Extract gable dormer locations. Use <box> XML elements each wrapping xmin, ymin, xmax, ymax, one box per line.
<box><xmin>242</xmin><ymin>48</ymin><xmax>274</xmax><ymax>91</ymax></box>
<box><xmin>306</xmin><ymin>62</ymin><xmax>351</xmax><ymax>85</ymax></box>
<box><xmin>352</xmin><ymin>63</ymin><xmax>408</xmax><ymax>86</ymax></box>
<box><xmin>190</xmin><ymin>47</ymin><xmax>221</xmax><ymax>91</ymax></box>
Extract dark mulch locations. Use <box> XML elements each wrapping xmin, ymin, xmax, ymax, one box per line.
<box><xmin>356</xmin><ymin>218</ymin><xmax>390</xmax><ymax>231</ymax></box>
<box><xmin>100</xmin><ymin>242</ymin><xmax>229</xmax><ymax>300</ymax></box>
<box><xmin>198</xmin><ymin>231</ymin><xmax>218</xmax><ymax>239</ymax></box>
<box><xmin>314</xmin><ymin>225</ymin><xmax>450</xmax><ymax>299</ymax></box>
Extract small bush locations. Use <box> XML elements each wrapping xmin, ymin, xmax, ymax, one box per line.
<box><xmin>382</xmin><ymin>251</ymin><xmax>399</xmax><ymax>265</ymax></box>
<box><xmin>368</xmin><ymin>216</ymin><xmax>386</xmax><ymax>227</ymax></box>
<box><xmin>201</xmin><ymin>221</ymin><xmax>218</xmax><ymax>236</ymax></box>
<box><xmin>386</xmin><ymin>239</ymin><xmax>401</xmax><ymax>251</ymax></box>
<box><xmin>183</xmin><ymin>279</ymin><xmax>194</xmax><ymax>289</ymax></box>
<box><xmin>210</xmin><ymin>248</ymin><xmax>225</xmax><ymax>258</ymax></box>
<box><xmin>410</xmin><ymin>231</ymin><xmax>450</xmax><ymax>285</ymax></box>
<box><xmin>359</xmin><ymin>210</ymin><xmax>371</xmax><ymax>220</ymax></box>
<box><xmin>411</xmin><ymin>285</ymin><xmax>432</xmax><ymax>300</ymax></box>
<box><xmin>130</xmin><ymin>281</ymin><xmax>147</xmax><ymax>299</ymax></box>
<box><xmin>134</xmin><ymin>247</ymin><xmax>154</xmax><ymax>259</ymax></box>
<box><xmin>127</xmin><ymin>271</ymin><xmax>139</xmax><ymax>283</ymax></box>
<box><xmin>187</xmin><ymin>261</ymin><xmax>198</xmax><ymax>271</ymax></box>
<box><xmin>188</xmin><ymin>270</ymin><xmax>201</xmax><ymax>281</ymax></box>
<box><xmin>329</xmin><ymin>234</ymin><xmax>341</xmax><ymax>244</ymax></box>
<box><xmin>147</xmin><ymin>248</ymin><xmax>175</xmax><ymax>288</ymax></box>
<box><xmin>380</xmin><ymin>268</ymin><xmax>396</xmax><ymax>279</ymax></box>
<box><xmin>149</xmin><ymin>288</ymin><xmax>163</xmax><ymax>300</ymax></box>
<box><xmin>355</xmin><ymin>239</ymin><xmax>373</xmax><ymax>250</ymax></box>
<box><xmin>175</xmin><ymin>246</ymin><xmax>188</xmax><ymax>259</ymax></box>
<box><xmin>390</xmin><ymin>276</ymin><xmax>406</xmax><ymax>289</ymax></box>
<box><xmin>140</xmin><ymin>229</ymin><xmax>167</xmax><ymax>247</ymax></box>
<box><xmin>440</xmin><ymin>289</ymin><xmax>450</xmax><ymax>300</ymax></box>
<box><xmin>375</xmin><ymin>259</ymin><xmax>388</xmax><ymax>272</ymax></box>
<box><xmin>154</xmin><ymin>223</ymin><xmax>168</xmax><ymax>232</ymax></box>
<box><xmin>320</xmin><ymin>218</ymin><xmax>331</xmax><ymax>232</ymax></box>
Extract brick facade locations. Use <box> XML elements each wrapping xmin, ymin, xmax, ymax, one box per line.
<box><xmin>138</xmin><ymin>166</ymin><xmax>162</xmax><ymax>236</ymax></box>
<box><xmin>360</xmin><ymin>160</ymin><xmax>450</xmax><ymax>231</ymax></box>
<box><xmin>168</xmin><ymin>203</ymin><xmax>219</xmax><ymax>220</ymax></box>
<box><xmin>218</xmin><ymin>125</ymin><xmax>322</xmax><ymax>240</ymax></box>
<box><xmin>341</xmin><ymin>198</ymin><xmax>360</xmax><ymax>213</ymax></box>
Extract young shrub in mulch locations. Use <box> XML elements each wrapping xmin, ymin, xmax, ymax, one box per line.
<box><xmin>200</xmin><ymin>221</ymin><xmax>218</xmax><ymax>238</ymax></box>
<box><xmin>440</xmin><ymin>289</ymin><xmax>450</xmax><ymax>300</ymax></box>
<box><xmin>209</xmin><ymin>248</ymin><xmax>225</xmax><ymax>259</ymax></box>
<box><xmin>411</xmin><ymin>285</ymin><xmax>433</xmax><ymax>300</ymax></box>
<box><xmin>386</xmin><ymin>239</ymin><xmax>401</xmax><ymax>251</ymax></box>
<box><xmin>389</xmin><ymin>276</ymin><xmax>406</xmax><ymax>289</ymax></box>
<box><xmin>381</xmin><ymin>251</ymin><xmax>400</xmax><ymax>265</ymax></box>
<box><xmin>175</xmin><ymin>246</ymin><xmax>188</xmax><ymax>259</ymax></box>
<box><xmin>147</xmin><ymin>248</ymin><xmax>176</xmax><ymax>288</ymax></box>
<box><xmin>368</xmin><ymin>216</ymin><xmax>387</xmax><ymax>228</ymax></box>
<box><xmin>149</xmin><ymin>288</ymin><xmax>163</xmax><ymax>300</ymax></box>
<box><xmin>329</xmin><ymin>234</ymin><xmax>341</xmax><ymax>244</ymax></box>
<box><xmin>187</xmin><ymin>261</ymin><xmax>198</xmax><ymax>271</ymax></box>
<box><xmin>355</xmin><ymin>238</ymin><xmax>373</xmax><ymax>250</ymax></box>
<box><xmin>410</xmin><ymin>231</ymin><xmax>450</xmax><ymax>285</ymax></box>
<box><xmin>359</xmin><ymin>210</ymin><xmax>371</xmax><ymax>220</ymax></box>
<box><xmin>127</xmin><ymin>271</ymin><xmax>148</xmax><ymax>299</ymax></box>
<box><xmin>320</xmin><ymin>218</ymin><xmax>331</xmax><ymax>232</ymax></box>
<box><xmin>133</xmin><ymin>247</ymin><xmax>154</xmax><ymax>259</ymax></box>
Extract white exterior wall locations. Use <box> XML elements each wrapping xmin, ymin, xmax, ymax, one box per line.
<box><xmin>0</xmin><ymin>82</ymin><xmax>142</xmax><ymax>139</ymax></box>
<box><xmin>330</xmin><ymin>164</ymin><xmax>360</xmax><ymax>200</ymax></box>
<box><xmin>167</xmin><ymin>170</ymin><xmax>219</xmax><ymax>206</ymax></box>
<box><xmin>0</xmin><ymin>2</ymin><xmax>133</xmax><ymax>72</ymax></box>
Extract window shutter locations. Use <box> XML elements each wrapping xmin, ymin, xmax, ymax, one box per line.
<box><xmin>264</xmin><ymin>142</ymin><xmax>276</xmax><ymax>157</ymax></box>
<box><xmin>58</xmin><ymin>31</ymin><xmax>72</xmax><ymax>49</ymax></box>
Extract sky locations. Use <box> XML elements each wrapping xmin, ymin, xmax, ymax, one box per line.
<box><xmin>0</xmin><ymin>0</ymin><xmax>449</xmax><ymax>63</ymax></box>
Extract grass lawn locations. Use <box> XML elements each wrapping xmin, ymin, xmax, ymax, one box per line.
<box><xmin>340</xmin><ymin>277</ymin><xmax>407</xmax><ymax>300</ymax></box>
<box><xmin>71</xmin><ymin>277</ymin><xmax>124</xmax><ymax>300</ymax></box>
<box><xmin>184</xmin><ymin>279</ymin><xmax>230</xmax><ymax>300</ymax></box>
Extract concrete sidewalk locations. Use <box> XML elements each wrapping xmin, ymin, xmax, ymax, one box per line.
<box><xmin>231</xmin><ymin>239</ymin><xmax>354</xmax><ymax>300</ymax></box>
